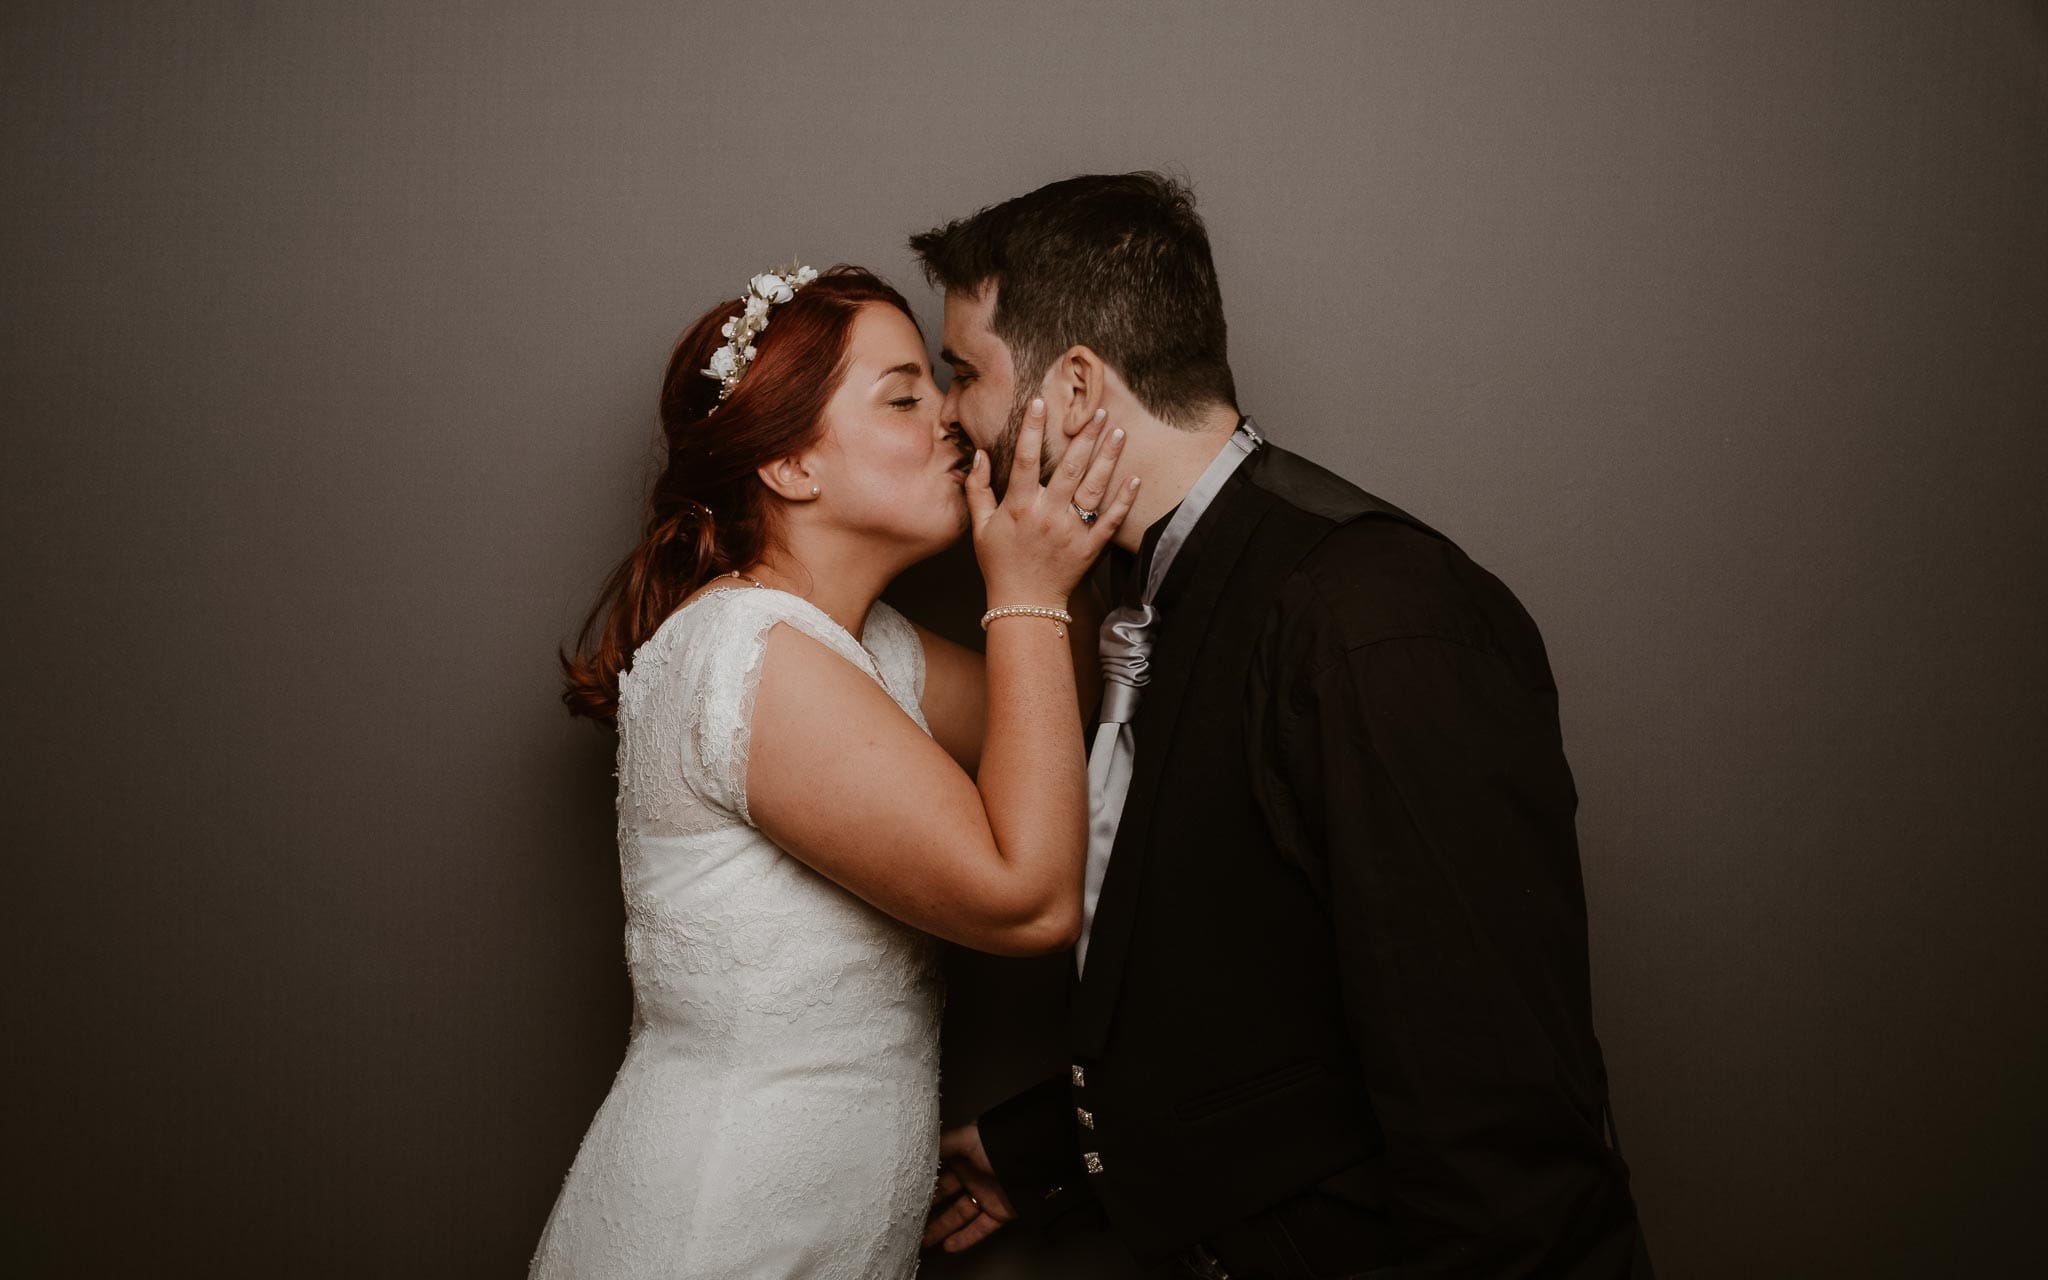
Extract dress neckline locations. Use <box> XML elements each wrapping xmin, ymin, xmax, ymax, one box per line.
<box><xmin>685</xmin><ymin>584</ymin><xmax>885</xmax><ymax>681</ymax></box>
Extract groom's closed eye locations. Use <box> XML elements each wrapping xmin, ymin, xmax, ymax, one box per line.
<box><xmin>939</xmin><ymin>348</ymin><xmax>976</xmax><ymax>385</ymax></box>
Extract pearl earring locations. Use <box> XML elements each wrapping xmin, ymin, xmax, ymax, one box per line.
<box><xmin>810</xmin><ymin>485</ymin><xmax>820</xmax><ymax>497</ymax></box>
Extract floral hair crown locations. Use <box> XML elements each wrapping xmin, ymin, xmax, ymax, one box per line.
<box><xmin>700</xmin><ymin>263</ymin><xmax>821</xmax><ymax>409</ymax></box>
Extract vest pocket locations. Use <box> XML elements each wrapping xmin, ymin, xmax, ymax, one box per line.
<box><xmin>1173</xmin><ymin>1059</ymin><xmax>1328</xmax><ymax>1122</ymax></box>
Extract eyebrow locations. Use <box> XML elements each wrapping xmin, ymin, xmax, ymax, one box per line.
<box><xmin>872</xmin><ymin>361</ymin><xmax>924</xmax><ymax>385</ymax></box>
<box><xmin>939</xmin><ymin>347</ymin><xmax>974</xmax><ymax>370</ymax></box>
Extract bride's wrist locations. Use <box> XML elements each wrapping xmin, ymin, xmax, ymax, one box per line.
<box><xmin>980</xmin><ymin>604</ymin><xmax>1075</xmax><ymax>635</ymax></box>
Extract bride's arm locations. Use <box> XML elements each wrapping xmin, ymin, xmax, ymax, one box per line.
<box><xmin>749</xmin><ymin>612</ymin><xmax>1082</xmax><ymax>955</ymax></box>
<box><xmin>914</xmin><ymin>575</ymin><xmax>1104</xmax><ymax>780</ymax></box>
<box><xmin>914</xmin><ymin>626</ymin><xmax>988</xmax><ymax>777</ymax></box>
<box><xmin>749</xmin><ymin>409</ymin><xmax>1135</xmax><ymax>956</ymax></box>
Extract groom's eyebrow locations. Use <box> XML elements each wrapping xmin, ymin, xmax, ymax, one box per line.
<box><xmin>939</xmin><ymin>348</ymin><xmax>972</xmax><ymax>371</ymax></box>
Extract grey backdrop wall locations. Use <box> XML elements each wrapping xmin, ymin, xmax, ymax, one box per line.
<box><xmin>4</xmin><ymin>2</ymin><xmax>2043</xmax><ymax>1276</ymax></box>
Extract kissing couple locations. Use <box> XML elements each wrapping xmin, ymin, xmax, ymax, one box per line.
<box><xmin>531</xmin><ymin>172</ymin><xmax>1651</xmax><ymax>1279</ymax></box>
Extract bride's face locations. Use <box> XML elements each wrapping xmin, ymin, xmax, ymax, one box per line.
<box><xmin>805</xmin><ymin>303</ymin><xmax>970</xmax><ymax>553</ymax></box>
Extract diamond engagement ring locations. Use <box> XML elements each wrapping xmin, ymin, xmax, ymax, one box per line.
<box><xmin>1071</xmin><ymin>502</ymin><xmax>1099</xmax><ymax>525</ymax></box>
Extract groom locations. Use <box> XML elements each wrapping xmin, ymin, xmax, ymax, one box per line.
<box><xmin>912</xmin><ymin>173</ymin><xmax>1650</xmax><ymax>1279</ymax></box>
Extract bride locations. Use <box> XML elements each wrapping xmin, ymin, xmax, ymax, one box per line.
<box><xmin>532</xmin><ymin>264</ymin><xmax>1137</xmax><ymax>1278</ymax></box>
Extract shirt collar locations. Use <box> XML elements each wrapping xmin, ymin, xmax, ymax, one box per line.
<box><xmin>1128</xmin><ymin>499</ymin><xmax>1180</xmax><ymax>596</ymax></box>
<box><xmin>1126</xmin><ymin>415</ymin><xmax>1262</xmax><ymax>609</ymax></box>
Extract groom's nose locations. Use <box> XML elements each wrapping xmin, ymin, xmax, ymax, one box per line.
<box><xmin>940</xmin><ymin>383</ymin><xmax>969</xmax><ymax>442</ymax></box>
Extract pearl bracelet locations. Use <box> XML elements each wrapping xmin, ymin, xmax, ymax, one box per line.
<box><xmin>980</xmin><ymin>605</ymin><xmax>1075</xmax><ymax>635</ymax></box>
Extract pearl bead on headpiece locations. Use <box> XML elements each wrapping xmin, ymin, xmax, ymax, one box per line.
<box><xmin>700</xmin><ymin>263</ymin><xmax>820</xmax><ymax>410</ymax></box>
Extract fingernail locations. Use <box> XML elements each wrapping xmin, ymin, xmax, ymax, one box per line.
<box><xmin>1130</xmin><ymin>477</ymin><xmax>1141</xmax><ymax>488</ymax></box>
<box><xmin>1030</xmin><ymin>397</ymin><xmax>1045</xmax><ymax>416</ymax></box>
<box><xmin>1111</xmin><ymin>428</ymin><xmax>1124</xmax><ymax>442</ymax></box>
<box><xmin>1094</xmin><ymin>408</ymin><xmax>1106</xmax><ymax>422</ymax></box>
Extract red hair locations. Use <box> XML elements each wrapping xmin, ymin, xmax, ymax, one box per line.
<box><xmin>561</xmin><ymin>266</ymin><xmax>920</xmax><ymax>723</ymax></box>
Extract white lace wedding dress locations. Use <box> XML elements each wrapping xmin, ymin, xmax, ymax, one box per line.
<box><xmin>530</xmin><ymin>586</ymin><xmax>943</xmax><ymax>1279</ymax></box>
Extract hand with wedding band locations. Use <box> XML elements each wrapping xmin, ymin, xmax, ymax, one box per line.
<box><xmin>924</xmin><ymin>1122</ymin><xmax>1015</xmax><ymax>1253</ymax></box>
<box><xmin>965</xmin><ymin>396</ymin><xmax>1138</xmax><ymax>608</ymax></box>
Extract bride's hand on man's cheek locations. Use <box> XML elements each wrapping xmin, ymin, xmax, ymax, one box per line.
<box><xmin>967</xmin><ymin>398</ymin><xmax>1138</xmax><ymax>605</ymax></box>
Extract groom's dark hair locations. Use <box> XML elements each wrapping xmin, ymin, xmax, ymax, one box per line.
<box><xmin>910</xmin><ymin>171</ymin><xmax>1237</xmax><ymax>429</ymax></box>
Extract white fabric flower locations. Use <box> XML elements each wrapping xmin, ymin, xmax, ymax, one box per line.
<box><xmin>697</xmin><ymin>266</ymin><xmax>817</xmax><ymax>406</ymax></box>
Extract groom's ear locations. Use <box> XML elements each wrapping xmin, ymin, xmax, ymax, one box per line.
<box><xmin>1047</xmin><ymin>346</ymin><xmax>1108</xmax><ymax>441</ymax></box>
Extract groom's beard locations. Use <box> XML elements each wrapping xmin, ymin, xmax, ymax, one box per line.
<box><xmin>985</xmin><ymin>389</ymin><xmax>1056</xmax><ymax>500</ymax></box>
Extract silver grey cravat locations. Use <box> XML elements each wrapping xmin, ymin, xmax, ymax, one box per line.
<box><xmin>1076</xmin><ymin>421</ymin><xmax>1262</xmax><ymax>973</ymax></box>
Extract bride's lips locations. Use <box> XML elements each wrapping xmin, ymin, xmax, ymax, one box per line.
<box><xmin>943</xmin><ymin>437</ymin><xmax>972</xmax><ymax>484</ymax></box>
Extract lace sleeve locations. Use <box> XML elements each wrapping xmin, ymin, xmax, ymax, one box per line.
<box><xmin>673</xmin><ymin>597</ymin><xmax>780</xmax><ymax>827</ymax></box>
<box><xmin>652</xmin><ymin>590</ymin><xmax>894</xmax><ymax>829</ymax></box>
<box><xmin>862</xmin><ymin>600</ymin><xmax>928</xmax><ymax>716</ymax></box>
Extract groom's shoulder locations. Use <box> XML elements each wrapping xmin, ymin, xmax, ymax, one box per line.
<box><xmin>1249</xmin><ymin>445</ymin><xmax>1530</xmax><ymax>653</ymax></box>
<box><xmin>1247</xmin><ymin>443</ymin><xmax>1450</xmax><ymax>571</ymax></box>
<box><xmin>1248</xmin><ymin>443</ymin><xmax>1425</xmax><ymax>528</ymax></box>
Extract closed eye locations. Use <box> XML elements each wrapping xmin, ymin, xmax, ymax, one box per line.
<box><xmin>889</xmin><ymin>396</ymin><xmax>922</xmax><ymax>410</ymax></box>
